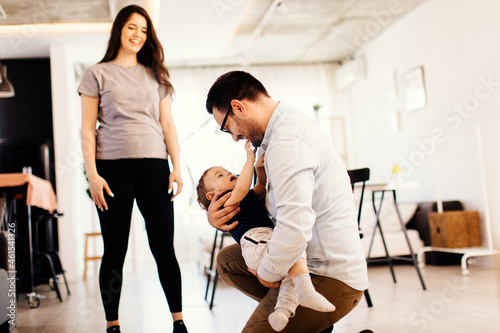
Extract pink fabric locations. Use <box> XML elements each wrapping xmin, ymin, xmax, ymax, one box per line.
<box><xmin>0</xmin><ymin>173</ymin><xmax>58</xmax><ymax>212</ymax></box>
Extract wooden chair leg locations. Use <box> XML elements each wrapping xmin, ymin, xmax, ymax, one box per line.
<box><xmin>83</xmin><ymin>232</ymin><xmax>102</xmax><ymax>281</ymax></box>
<box><xmin>83</xmin><ymin>234</ymin><xmax>89</xmax><ymax>281</ymax></box>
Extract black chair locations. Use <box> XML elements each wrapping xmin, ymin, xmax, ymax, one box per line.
<box><xmin>347</xmin><ymin>168</ymin><xmax>373</xmax><ymax>308</ymax></box>
<box><xmin>33</xmin><ymin>211</ymin><xmax>70</xmax><ymax>303</ymax></box>
<box><xmin>204</xmin><ymin>229</ymin><xmax>230</xmax><ymax>309</ymax></box>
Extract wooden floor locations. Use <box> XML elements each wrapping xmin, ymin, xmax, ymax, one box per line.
<box><xmin>15</xmin><ymin>255</ymin><xmax>499</xmax><ymax>333</ymax></box>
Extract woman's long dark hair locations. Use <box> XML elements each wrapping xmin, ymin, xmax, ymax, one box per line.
<box><xmin>100</xmin><ymin>5</ymin><xmax>173</xmax><ymax>90</ymax></box>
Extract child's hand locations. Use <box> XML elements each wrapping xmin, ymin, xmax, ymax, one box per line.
<box><xmin>255</xmin><ymin>152</ymin><xmax>266</xmax><ymax>185</ymax></box>
<box><xmin>255</xmin><ymin>152</ymin><xmax>265</xmax><ymax>169</ymax></box>
<box><xmin>245</xmin><ymin>140</ymin><xmax>256</xmax><ymax>162</ymax></box>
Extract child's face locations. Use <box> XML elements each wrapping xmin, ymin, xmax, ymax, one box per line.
<box><xmin>206</xmin><ymin>167</ymin><xmax>238</xmax><ymax>193</ymax></box>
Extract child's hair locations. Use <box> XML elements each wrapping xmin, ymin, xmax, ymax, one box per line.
<box><xmin>196</xmin><ymin>168</ymin><xmax>213</xmax><ymax>210</ymax></box>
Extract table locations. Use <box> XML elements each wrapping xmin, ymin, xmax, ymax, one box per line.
<box><xmin>417</xmin><ymin>246</ymin><xmax>498</xmax><ymax>276</ymax></box>
<box><xmin>364</xmin><ymin>181</ymin><xmax>427</xmax><ymax>290</ymax></box>
<box><xmin>0</xmin><ymin>173</ymin><xmax>57</xmax><ymax>212</ymax></box>
<box><xmin>0</xmin><ymin>172</ymin><xmax>58</xmax><ymax>308</ymax></box>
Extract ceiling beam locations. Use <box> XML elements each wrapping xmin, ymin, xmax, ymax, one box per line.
<box><xmin>108</xmin><ymin>0</ymin><xmax>117</xmax><ymax>21</ymax></box>
<box><xmin>240</xmin><ymin>0</ymin><xmax>283</xmax><ymax>55</ymax></box>
<box><xmin>0</xmin><ymin>4</ymin><xmax>7</xmax><ymax>20</ymax></box>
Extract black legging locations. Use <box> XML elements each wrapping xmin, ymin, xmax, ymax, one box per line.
<box><xmin>96</xmin><ymin>158</ymin><xmax>182</xmax><ymax>321</ymax></box>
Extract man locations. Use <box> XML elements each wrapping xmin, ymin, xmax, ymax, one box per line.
<box><xmin>205</xmin><ymin>71</ymin><xmax>369</xmax><ymax>332</ymax></box>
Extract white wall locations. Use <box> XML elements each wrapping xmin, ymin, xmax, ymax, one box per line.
<box><xmin>50</xmin><ymin>42</ymin><xmax>104</xmax><ymax>281</ymax></box>
<box><xmin>343</xmin><ymin>0</ymin><xmax>500</xmax><ymax>248</ymax></box>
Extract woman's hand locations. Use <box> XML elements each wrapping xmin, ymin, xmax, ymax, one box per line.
<box><xmin>87</xmin><ymin>173</ymin><xmax>114</xmax><ymax>211</ymax></box>
<box><xmin>247</xmin><ymin>267</ymin><xmax>280</xmax><ymax>289</ymax></box>
<box><xmin>207</xmin><ymin>191</ymin><xmax>240</xmax><ymax>231</ymax></box>
<box><xmin>168</xmin><ymin>168</ymin><xmax>183</xmax><ymax>201</ymax></box>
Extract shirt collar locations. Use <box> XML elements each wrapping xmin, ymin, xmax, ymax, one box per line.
<box><xmin>261</xmin><ymin>101</ymin><xmax>285</xmax><ymax>151</ymax></box>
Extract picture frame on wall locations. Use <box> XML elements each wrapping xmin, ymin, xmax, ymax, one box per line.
<box><xmin>402</xmin><ymin>66</ymin><xmax>427</xmax><ymax>112</ymax></box>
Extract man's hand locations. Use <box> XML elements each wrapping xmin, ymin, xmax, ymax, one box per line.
<box><xmin>207</xmin><ymin>190</ymin><xmax>240</xmax><ymax>231</ymax></box>
<box><xmin>247</xmin><ymin>268</ymin><xmax>280</xmax><ymax>289</ymax></box>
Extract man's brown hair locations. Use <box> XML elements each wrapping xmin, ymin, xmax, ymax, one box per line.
<box><xmin>205</xmin><ymin>71</ymin><xmax>270</xmax><ymax>115</ymax></box>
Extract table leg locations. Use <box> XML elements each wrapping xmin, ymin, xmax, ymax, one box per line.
<box><xmin>460</xmin><ymin>254</ymin><xmax>470</xmax><ymax>276</ymax></box>
<box><xmin>26</xmin><ymin>204</ymin><xmax>42</xmax><ymax>308</ymax></box>
<box><xmin>368</xmin><ymin>191</ymin><xmax>397</xmax><ymax>283</ymax></box>
<box><xmin>417</xmin><ymin>246</ymin><xmax>433</xmax><ymax>268</ymax></box>
<box><xmin>391</xmin><ymin>191</ymin><xmax>427</xmax><ymax>290</ymax></box>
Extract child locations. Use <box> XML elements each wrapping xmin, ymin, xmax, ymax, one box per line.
<box><xmin>196</xmin><ymin>141</ymin><xmax>335</xmax><ymax>332</ymax></box>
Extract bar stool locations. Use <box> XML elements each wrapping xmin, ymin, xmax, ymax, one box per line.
<box><xmin>83</xmin><ymin>232</ymin><xmax>103</xmax><ymax>280</ymax></box>
<box><xmin>204</xmin><ymin>229</ymin><xmax>231</xmax><ymax>309</ymax></box>
<box><xmin>34</xmin><ymin>211</ymin><xmax>71</xmax><ymax>303</ymax></box>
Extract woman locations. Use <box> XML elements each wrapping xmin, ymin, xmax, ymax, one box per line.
<box><xmin>78</xmin><ymin>5</ymin><xmax>188</xmax><ymax>333</ymax></box>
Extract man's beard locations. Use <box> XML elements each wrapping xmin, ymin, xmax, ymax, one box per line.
<box><xmin>234</xmin><ymin>116</ymin><xmax>264</xmax><ymax>147</ymax></box>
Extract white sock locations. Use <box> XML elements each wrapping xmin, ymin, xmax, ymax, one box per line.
<box><xmin>268</xmin><ymin>308</ymin><xmax>293</xmax><ymax>332</ymax></box>
<box><xmin>293</xmin><ymin>273</ymin><xmax>336</xmax><ymax>312</ymax></box>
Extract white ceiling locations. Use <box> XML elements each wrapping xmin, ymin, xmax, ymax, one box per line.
<box><xmin>0</xmin><ymin>0</ymin><xmax>425</xmax><ymax>67</ymax></box>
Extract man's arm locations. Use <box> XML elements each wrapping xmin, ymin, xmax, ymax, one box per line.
<box><xmin>257</xmin><ymin>137</ymin><xmax>320</xmax><ymax>283</ymax></box>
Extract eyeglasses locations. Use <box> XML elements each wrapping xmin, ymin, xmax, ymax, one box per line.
<box><xmin>219</xmin><ymin>104</ymin><xmax>232</xmax><ymax>134</ymax></box>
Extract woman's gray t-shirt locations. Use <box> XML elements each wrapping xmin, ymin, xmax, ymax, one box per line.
<box><xmin>78</xmin><ymin>62</ymin><xmax>173</xmax><ymax>160</ymax></box>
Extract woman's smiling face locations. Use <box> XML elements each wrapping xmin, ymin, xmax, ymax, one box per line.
<box><xmin>120</xmin><ymin>13</ymin><xmax>148</xmax><ymax>55</ymax></box>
